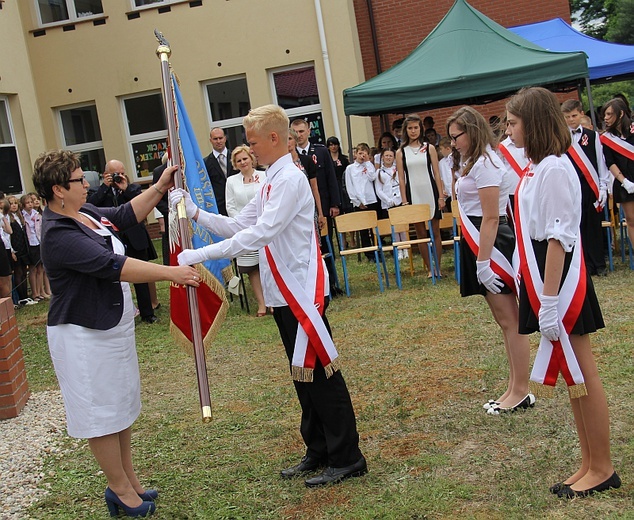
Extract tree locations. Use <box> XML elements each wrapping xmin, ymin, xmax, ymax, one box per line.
<box><xmin>605</xmin><ymin>0</ymin><xmax>634</xmax><ymax>44</ymax></box>
<box><xmin>570</xmin><ymin>0</ymin><xmax>617</xmax><ymax>40</ymax></box>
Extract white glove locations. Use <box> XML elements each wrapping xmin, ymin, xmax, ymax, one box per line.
<box><xmin>538</xmin><ymin>294</ymin><xmax>560</xmax><ymax>341</ymax></box>
<box><xmin>169</xmin><ymin>188</ymin><xmax>198</xmax><ymax>218</ymax></box>
<box><xmin>178</xmin><ymin>247</ymin><xmax>210</xmax><ymax>266</ymax></box>
<box><xmin>476</xmin><ymin>260</ymin><xmax>504</xmax><ymax>294</ymax></box>
<box><xmin>622</xmin><ymin>178</ymin><xmax>634</xmax><ymax>194</ymax></box>
<box><xmin>597</xmin><ymin>188</ymin><xmax>608</xmax><ymax>209</ymax></box>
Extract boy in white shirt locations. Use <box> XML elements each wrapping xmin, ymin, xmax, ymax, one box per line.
<box><xmin>344</xmin><ymin>143</ymin><xmax>380</xmax><ymax>259</ymax></box>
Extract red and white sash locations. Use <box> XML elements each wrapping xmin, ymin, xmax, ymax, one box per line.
<box><xmin>515</xmin><ymin>174</ymin><xmax>588</xmax><ymax>399</ymax></box>
<box><xmin>457</xmin><ymin>200</ymin><xmax>518</xmax><ymax>294</ymax></box>
<box><xmin>567</xmin><ymin>141</ymin><xmax>600</xmax><ymax>200</ymax></box>
<box><xmin>263</xmin><ymin>197</ymin><xmax>338</xmax><ymax>382</ymax></box>
<box><xmin>600</xmin><ymin>132</ymin><xmax>634</xmax><ymax>161</ymax></box>
<box><xmin>498</xmin><ymin>141</ymin><xmax>525</xmax><ymax>178</ymax></box>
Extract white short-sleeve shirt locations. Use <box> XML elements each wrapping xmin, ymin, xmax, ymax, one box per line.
<box><xmin>455</xmin><ymin>147</ymin><xmax>507</xmax><ymax>216</ymax></box>
<box><xmin>519</xmin><ymin>154</ymin><xmax>580</xmax><ymax>252</ymax></box>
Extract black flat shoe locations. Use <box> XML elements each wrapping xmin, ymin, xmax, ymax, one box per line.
<box><xmin>557</xmin><ymin>472</ymin><xmax>621</xmax><ymax>498</ymax></box>
<box><xmin>304</xmin><ymin>456</ymin><xmax>367</xmax><ymax>488</ymax></box>
<box><xmin>549</xmin><ymin>481</ymin><xmax>570</xmax><ymax>494</ymax></box>
<box><xmin>280</xmin><ymin>456</ymin><xmax>323</xmax><ymax>479</ymax></box>
<box><xmin>487</xmin><ymin>394</ymin><xmax>535</xmax><ymax>415</ymax></box>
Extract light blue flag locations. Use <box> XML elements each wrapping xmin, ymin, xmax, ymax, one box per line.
<box><xmin>172</xmin><ymin>74</ymin><xmax>231</xmax><ymax>282</ymax></box>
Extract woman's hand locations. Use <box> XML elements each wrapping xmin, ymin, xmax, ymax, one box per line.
<box><xmin>438</xmin><ymin>196</ymin><xmax>446</xmax><ymax>210</ymax></box>
<box><xmin>158</xmin><ymin>165</ymin><xmax>180</xmax><ymax>193</ymax></box>
<box><xmin>318</xmin><ymin>215</ymin><xmax>327</xmax><ymax>230</ymax></box>
<box><xmin>171</xmin><ymin>265</ymin><xmax>201</xmax><ymax>287</ymax></box>
<box><xmin>538</xmin><ymin>294</ymin><xmax>560</xmax><ymax>341</ymax></box>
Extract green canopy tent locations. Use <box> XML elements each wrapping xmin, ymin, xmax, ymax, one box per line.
<box><xmin>343</xmin><ymin>0</ymin><xmax>591</xmax><ymax>141</ymax></box>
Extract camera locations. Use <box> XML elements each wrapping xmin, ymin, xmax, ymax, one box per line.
<box><xmin>113</xmin><ymin>173</ymin><xmax>124</xmax><ymax>184</ymax></box>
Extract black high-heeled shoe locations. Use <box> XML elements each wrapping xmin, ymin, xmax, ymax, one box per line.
<box><xmin>138</xmin><ymin>489</ymin><xmax>158</xmax><ymax>501</ymax></box>
<box><xmin>104</xmin><ymin>487</ymin><xmax>156</xmax><ymax>517</ymax></box>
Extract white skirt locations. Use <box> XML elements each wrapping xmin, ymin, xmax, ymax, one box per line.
<box><xmin>47</xmin><ymin>282</ymin><xmax>140</xmax><ymax>438</ymax></box>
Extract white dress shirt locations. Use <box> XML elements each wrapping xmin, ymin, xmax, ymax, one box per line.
<box><xmin>344</xmin><ymin>160</ymin><xmax>377</xmax><ymax>207</ymax></box>
<box><xmin>191</xmin><ymin>153</ymin><xmax>319</xmax><ymax>307</ymax></box>
<box><xmin>455</xmin><ymin>146</ymin><xmax>507</xmax><ymax>216</ymax></box>
<box><xmin>519</xmin><ymin>155</ymin><xmax>580</xmax><ymax>252</ymax></box>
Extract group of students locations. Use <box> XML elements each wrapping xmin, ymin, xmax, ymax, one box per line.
<box><xmin>0</xmin><ymin>191</ymin><xmax>49</xmax><ymax>308</ymax></box>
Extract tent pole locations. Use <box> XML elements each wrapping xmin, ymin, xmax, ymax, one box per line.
<box><xmin>346</xmin><ymin>115</ymin><xmax>353</xmax><ymax>159</ymax></box>
<box><xmin>585</xmin><ymin>77</ymin><xmax>598</xmax><ymax>130</ymax></box>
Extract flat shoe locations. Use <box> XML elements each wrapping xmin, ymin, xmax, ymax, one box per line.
<box><xmin>304</xmin><ymin>456</ymin><xmax>367</xmax><ymax>488</ymax></box>
<box><xmin>483</xmin><ymin>399</ymin><xmax>500</xmax><ymax>410</ymax></box>
<box><xmin>557</xmin><ymin>472</ymin><xmax>621</xmax><ymax>498</ymax></box>
<box><xmin>549</xmin><ymin>481</ymin><xmax>569</xmax><ymax>494</ymax></box>
<box><xmin>487</xmin><ymin>394</ymin><xmax>536</xmax><ymax>415</ymax></box>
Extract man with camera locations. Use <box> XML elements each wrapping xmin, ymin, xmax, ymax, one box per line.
<box><xmin>87</xmin><ymin>160</ymin><xmax>158</xmax><ymax>323</ymax></box>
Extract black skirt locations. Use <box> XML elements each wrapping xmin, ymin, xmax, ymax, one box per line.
<box><xmin>0</xmin><ymin>246</ymin><xmax>11</xmax><ymax>276</ymax></box>
<box><xmin>518</xmin><ymin>239</ymin><xmax>604</xmax><ymax>335</ymax></box>
<box><xmin>460</xmin><ymin>216</ymin><xmax>515</xmax><ymax>297</ymax></box>
<box><xmin>612</xmin><ymin>178</ymin><xmax>634</xmax><ymax>203</ymax></box>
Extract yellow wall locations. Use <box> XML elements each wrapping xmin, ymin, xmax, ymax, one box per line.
<box><xmin>16</xmin><ymin>0</ymin><xmax>371</xmax><ymax>181</ymax></box>
<box><xmin>0</xmin><ymin>1</ymin><xmax>47</xmax><ymax>193</ymax></box>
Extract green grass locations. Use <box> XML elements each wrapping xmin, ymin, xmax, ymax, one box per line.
<box><xmin>18</xmin><ymin>244</ymin><xmax>634</xmax><ymax>519</ymax></box>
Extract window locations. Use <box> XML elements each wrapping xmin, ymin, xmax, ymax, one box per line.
<box><xmin>131</xmin><ymin>0</ymin><xmax>183</xmax><ymax>9</ymax></box>
<box><xmin>36</xmin><ymin>0</ymin><xmax>103</xmax><ymax>26</ymax></box>
<box><xmin>122</xmin><ymin>93</ymin><xmax>167</xmax><ymax>179</ymax></box>
<box><xmin>270</xmin><ymin>64</ymin><xmax>326</xmax><ymax>145</ymax></box>
<box><xmin>0</xmin><ymin>98</ymin><xmax>23</xmax><ymax>194</ymax></box>
<box><xmin>59</xmin><ymin>104</ymin><xmax>105</xmax><ymax>174</ymax></box>
<box><xmin>204</xmin><ymin>76</ymin><xmax>251</xmax><ymax>150</ymax></box>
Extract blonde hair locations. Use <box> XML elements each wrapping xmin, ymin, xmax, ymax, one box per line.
<box><xmin>231</xmin><ymin>145</ymin><xmax>256</xmax><ymax>169</ymax></box>
<box><xmin>243</xmin><ymin>104</ymin><xmax>289</xmax><ymax>140</ymax></box>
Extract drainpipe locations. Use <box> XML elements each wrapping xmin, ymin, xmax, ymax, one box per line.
<box><xmin>314</xmin><ymin>0</ymin><xmax>341</xmax><ymax>139</ymax></box>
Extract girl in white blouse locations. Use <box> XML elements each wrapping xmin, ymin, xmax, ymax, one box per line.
<box><xmin>448</xmin><ymin>106</ymin><xmax>531</xmax><ymax>415</ymax></box>
<box><xmin>507</xmin><ymin>87</ymin><xmax>619</xmax><ymax>499</ymax></box>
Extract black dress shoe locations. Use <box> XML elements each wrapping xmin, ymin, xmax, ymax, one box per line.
<box><xmin>280</xmin><ymin>456</ymin><xmax>323</xmax><ymax>479</ymax></box>
<box><xmin>557</xmin><ymin>472</ymin><xmax>621</xmax><ymax>498</ymax></box>
<box><xmin>304</xmin><ymin>456</ymin><xmax>368</xmax><ymax>488</ymax></box>
<box><xmin>549</xmin><ymin>481</ymin><xmax>569</xmax><ymax>494</ymax></box>
<box><xmin>141</xmin><ymin>315</ymin><xmax>158</xmax><ymax>324</ymax></box>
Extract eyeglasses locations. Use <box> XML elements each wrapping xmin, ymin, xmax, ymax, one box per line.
<box><xmin>449</xmin><ymin>132</ymin><xmax>465</xmax><ymax>142</ymax></box>
<box><xmin>68</xmin><ymin>175</ymin><xmax>87</xmax><ymax>184</ymax></box>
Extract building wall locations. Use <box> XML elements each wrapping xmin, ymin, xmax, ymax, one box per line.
<box><xmin>0</xmin><ymin>1</ymin><xmax>46</xmax><ymax>193</ymax></box>
<box><xmin>16</xmin><ymin>0</ymin><xmax>372</xmax><ymax>187</ymax></box>
<box><xmin>352</xmin><ymin>0</ymin><xmax>573</xmax><ymax>141</ymax></box>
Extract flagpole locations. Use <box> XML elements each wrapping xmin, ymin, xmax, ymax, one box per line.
<box><xmin>155</xmin><ymin>30</ymin><xmax>212</xmax><ymax>423</ymax></box>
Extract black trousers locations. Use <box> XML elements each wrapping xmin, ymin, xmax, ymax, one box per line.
<box><xmin>273</xmin><ymin>304</ymin><xmax>362</xmax><ymax>467</ymax></box>
<box><xmin>580</xmin><ymin>197</ymin><xmax>606</xmax><ymax>274</ymax></box>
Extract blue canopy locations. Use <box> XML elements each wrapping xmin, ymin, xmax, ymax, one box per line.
<box><xmin>510</xmin><ymin>18</ymin><xmax>634</xmax><ymax>82</ymax></box>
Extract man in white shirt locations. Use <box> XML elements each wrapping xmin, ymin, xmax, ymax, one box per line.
<box><xmin>175</xmin><ymin>105</ymin><xmax>366</xmax><ymax>488</ymax></box>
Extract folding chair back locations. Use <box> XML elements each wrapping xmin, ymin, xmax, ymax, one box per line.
<box><xmin>335</xmin><ymin>212</ymin><xmax>389</xmax><ymax>296</ymax></box>
<box><xmin>320</xmin><ymin>223</ymin><xmax>341</xmax><ymax>289</ymax></box>
<box><xmin>451</xmin><ymin>200</ymin><xmax>462</xmax><ymax>283</ymax></box>
<box><xmin>387</xmin><ymin>204</ymin><xmax>436</xmax><ymax>288</ymax></box>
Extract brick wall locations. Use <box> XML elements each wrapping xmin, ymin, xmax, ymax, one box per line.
<box><xmin>351</xmin><ymin>0</ymin><xmax>572</xmax><ymax>140</ymax></box>
<box><xmin>0</xmin><ymin>297</ymin><xmax>30</xmax><ymax>419</ymax></box>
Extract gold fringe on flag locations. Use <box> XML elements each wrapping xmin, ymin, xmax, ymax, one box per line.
<box><xmin>529</xmin><ymin>380</ymin><xmax>555</xmax><ymax>398</ymax></box>
<box><xmin>568</xmin><ymin>383</ymin><xmax>588</xmax><ymax>399</ymax></box>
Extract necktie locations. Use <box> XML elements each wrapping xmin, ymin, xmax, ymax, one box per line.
<box><xmin>218</xmin><ymin>153</ymin><xmax>227</xmax><ymax>176</ymax></box>
<box><xmin>573</xmin><ymin>128</ymin><xmax>582</xmax><ymax>134</ymax></box>
<box><xmin>302</xmin><ymin>149</ymin><xmax>308</xmax><ymax>155</ymax></box>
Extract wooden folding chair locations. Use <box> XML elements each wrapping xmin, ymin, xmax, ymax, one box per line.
<box><xmin>438</xmin><ymin>210</ymin><xmax>457</xmax><ymax>282</ymax></box>
<box><xmin>320</xmin><ymin>223</ymin><xmax>341</xmax><ymax>290</ymax></box>
<box><xmin>451</xmin><ymin>200</ymin><xmax>462</xmax><ymax>283</ymax></box>
<box><xmin>388</xmin><ymin>204</ymin><xmax>436</xmax><ymax>289</ymax></box>
<box><xmin>377</xmin><ymin>218</ymin><xmax>413</xmax><ymax>279</ymax></box>
<box><xmin>335</xmin><ymin>211</ymin><xmax>389</xmax><ymax>296</ymax></box>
